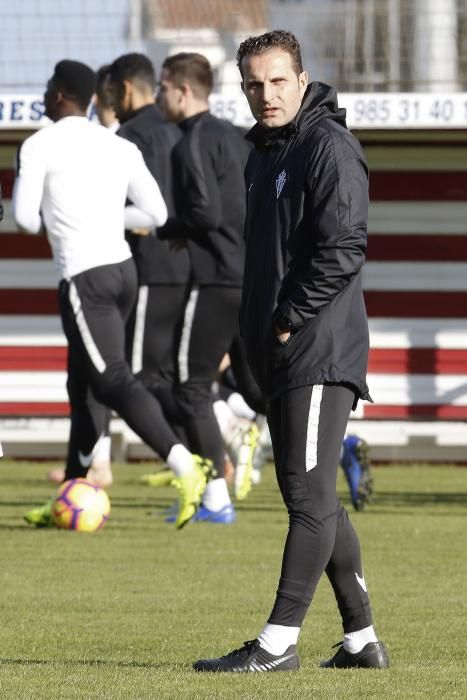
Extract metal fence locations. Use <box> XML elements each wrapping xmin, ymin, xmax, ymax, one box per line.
<box><xmin>0</xmin><ymin>0</ymin><xmax>466</xmax><ymax>93</ymax></box>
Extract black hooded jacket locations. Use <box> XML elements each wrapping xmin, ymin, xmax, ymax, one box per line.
<box><xmin>158</xmin><ymin>111</ymin><xmax>250</xmax><ymax>286</ymax></box>
<box><xmin>240</xmin><ymin>82</ymin><xmax>371</xmax><ymax>403</ymax></box>
<box><xmin>117</xmin><ymin>104</ymin><xmax>190</xmax><ymax>285</ymax></box>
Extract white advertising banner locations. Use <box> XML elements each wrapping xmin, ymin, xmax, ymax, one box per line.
<box><xmin>2</xmin><ymin>92</ymin><xmax>467</xmax><ymax>130</ymax></box>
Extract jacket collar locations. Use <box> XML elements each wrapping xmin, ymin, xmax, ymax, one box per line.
<box><xmin>178</xmin><ymin>109</ymin><xmax>210</xmax><ymax>132</ymax></box>
<box><xmin>246</xmin><ymin>82</ymin><xmax>347</xmax><ymax>150</ymax></box>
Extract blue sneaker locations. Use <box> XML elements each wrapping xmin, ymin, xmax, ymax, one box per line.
<box><xmin>192</xmin><ymin>504</ymin><xmax>237</xmax><ymax>524</ymax></box>
<box><xmin>340</xmin><ymin>436</ymin><xmax>373</xmax><ymax>511</ymax></box>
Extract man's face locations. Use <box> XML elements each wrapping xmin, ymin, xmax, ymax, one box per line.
<box><xmin>241</xmin><ymin>49</ymin><xmax>308</xmax><ymax>128</ymax></box>
<box><xmin>157</xmin><ymin>69</ymin><xmax>185</xmax><ymax>122</ymax></box>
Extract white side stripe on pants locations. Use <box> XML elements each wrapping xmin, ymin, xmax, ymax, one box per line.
<box><xmin>178</xmin><ymin>286</ymin><xmax>199</xmax><ymax>383</ymax></box>
<box><xmin>68</xmin><ymin>281</ymin><xmax>106</xmax><ymax>374</ymax></box>
<box><xmin>131</xmin><ymin>285</ymin><xmax>148</xmax><ymax>374</ymax></box>
<box><xmin>305</xmin><ymin>384</ymin><xmax>323</xmax><ymax>471</ymax></box>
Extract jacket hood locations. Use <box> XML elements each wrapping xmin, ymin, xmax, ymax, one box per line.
<box><xmin>246</xmin><ymin>81</ymin><xmax>347</xmax><ymax>149</ymax></box>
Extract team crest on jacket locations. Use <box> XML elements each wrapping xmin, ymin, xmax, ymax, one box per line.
<box><xmin>275</xmin><ymin>169</ymin><xmax>287</xmax><ymax>198</ymax></box>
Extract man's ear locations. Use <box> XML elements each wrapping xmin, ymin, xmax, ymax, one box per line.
<box><xmin>180</xmin><ymin>81</ymin><xmax>190</xmax><ymax>98</ymax></box>
<box><xmin>122</xmin><ymin>79</ymin><xmax>133</xmax><ymax>99</ymax></box>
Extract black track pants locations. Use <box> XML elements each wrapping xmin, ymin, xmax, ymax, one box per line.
<box><xmin>172</xmin><ymin>285</ymin><xmax>242</xmax><ymax>476</ymax></box>
<box><xmin>267</xmin><ymin>383</ymin><xmax>373</xmax><ymax>632</ymax></box>
<box><xmin>127</xmin><ymin>283</ymin><xmax>188</xmax><ymax>390</ymax></box>
<box><xmin>59</xmin><ymin>258</ymin><xmax>179</xmax><ymax>478</ymax></box>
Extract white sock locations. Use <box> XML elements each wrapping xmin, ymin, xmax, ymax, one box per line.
<box><xmin>92</xmin><ymin>435</ymin><xmax>111</xmax><ymax>464</ymax></box>
<box><xmin>343</xmin><ymin>625</ymin><xmax>378</xmax><ymax>654</ymax></box>
<box><xmin>213</xmin><ymin>400</ymin><xmax>234</xmax><ymax>438</ymax></box>
<box><xmin>166</xmin><ymin>444</ymin><xmax>194</xmax><ymax>477</ymax></box>
<box><xmin>227</xmin><ymin>392</ymin><xmax>256</xmax><ymax>421</ymax></box>
<box><xmin>202</xmin><ymin>478</ymin><xmax>231</xmax><ymax>511</ymax></box>
<box><xmin>257</xmin><ymin>623</ymin><xmax>300</xmax><ymax>656</ymax></box>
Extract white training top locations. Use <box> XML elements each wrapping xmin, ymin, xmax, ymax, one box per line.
<box><xmin>13</xmin><ymin>116</ymin><xmax>168</xmax><ymax>280</ymax></box>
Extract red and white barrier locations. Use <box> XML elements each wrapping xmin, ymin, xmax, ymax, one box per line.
<box><xmin>1</xmin><ymin>132</ymin><xmax>467</xmax><ymax>461</ymax></box>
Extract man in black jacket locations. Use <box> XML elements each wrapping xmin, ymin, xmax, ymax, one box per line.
<box><xmin>193</xmin><ymin>31</ymin><xmax>388</xmax><ymax>672</ymax></box>
<box><xmin>108</xmin><ymin>53</ymin><xmax>190</xmax><ymax>397</ymax></box>
<box><xmin>157</xmin><ymin>53</ymin><xmax>250</xmax><ymax>523</ymax></box>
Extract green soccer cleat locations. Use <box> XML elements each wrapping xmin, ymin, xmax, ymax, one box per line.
<box><xmin>234</xmin><ymin>423</ymin><xmax>259</xmax><ymax>501</ymax></box>
<box><xmin>24</xmin><ymin>499</ymin><xmax>53</xmax><ymax>528</ymax></box>
<box><xmin>172</xmin><ymin>456</ymin><xmax>213</xmax><ymax>529</ymax></box>
<box><xmin>140</xmin><ymin>468</ymin><xmax>174</xmax><ymax>488</ymax></box>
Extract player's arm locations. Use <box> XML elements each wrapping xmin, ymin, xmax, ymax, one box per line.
<box><xmin>125</xmin><ymin>144</ymin><xmax>168</xmax><ymax>229</ymax></box>
<box><xmin>158</xmin><ymin>129</ymin><xmax>222</xmax><ymax>240</ymax></box>
<box><xmin>13</xmin><ymin>138</ymin><xmax>46</xmax><ymax>234</ymax></box>
<box><xmin>273</xmin><ymin>136</ymin><xmax>368</xmax><ymax>334</ymax></box>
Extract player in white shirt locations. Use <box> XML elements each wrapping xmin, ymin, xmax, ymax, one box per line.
<box><xmin>45</xmin><ymin>64</ymin><xmax>120</xmax><ymax>489</ymax></box>
<box><xmin>14</xmin><ymin>60</ymin><xmax>212</xmax><ymax>529</ymax></box>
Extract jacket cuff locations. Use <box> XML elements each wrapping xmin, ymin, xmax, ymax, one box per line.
<box><xmin>273</xmin><ymin>302</ymin><xmax>305</xmax><ymax>332</ymax></box>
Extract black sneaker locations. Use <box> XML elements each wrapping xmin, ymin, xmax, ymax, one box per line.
<box><xmin>193</xmin><ymin>639</ymin><xmax>300</xmax><ymax>673</ymax></box>
<box><xmin>320</xmin><ymin>641</ymin><xmax>389</xmax><ymax>668</ymax></box>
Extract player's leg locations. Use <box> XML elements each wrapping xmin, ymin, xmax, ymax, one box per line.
<box><xmin>129</xmin><ymin>283</ymin><xmax>187</xmax><ymax>390</ymax></box>
<box><xmin>26</xmin><ymin>260</ymin><xmax>211</xmax><ymax>529</ymax></box>
<box><xmin>82</xmin><ymin>261</ymin><xmax>213</xmax><ymax>525</ymax></box>
<box><xmin>133</xmin><ymin>283</ymin><xmax>190</xmax><ymax>485</ymax></box>
<box><xmin>65</xmin><ymin>382</ymin><xmax>111</xmax><ymax>481</ymax></box>
<box><xmin>44</xmin><ymin>281</ymin><xmax>113</xmax><ymax>486</ymax></box>
<box><xmin>264</xmin><ymin>385</ymin><xmax>349</xmax><ymax>629</ymax></box>
<box><xmin>320</xmin><ymin>506</ymin><xmax>387</xmax><ymax>667</ymax></box>
<box><xmin>222</xmin><ymin>335</ymin><xmax>267</xmax><ymax>496</ymax></box>
<box><xmin>340</xmin><ymin>434</ymin><xmax>374</xmax><ymax>511</ymax></box>
<box><xmin>70</xmin><ymin>260</ymin><xmax>178</xmax><ymax>456</ymax></box>
<box><xmin>193</xmin><ymin>383</ymin><xmax>386</xmax><ymax>670</ymax></box>
<box><xmin>174</xmin><ymin>285</ymin><xmax>242</xmax><ymax>522</ymax></box>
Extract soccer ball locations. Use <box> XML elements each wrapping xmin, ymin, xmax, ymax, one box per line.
<box><xmin>51</xmin><ymin>478</ymin><xmax>111</xmax><ymax>532</ymax></box>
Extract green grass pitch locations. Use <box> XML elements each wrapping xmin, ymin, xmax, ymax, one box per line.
<box><xmin>0</xmin><ymin>460</ymin><xmax>466</xmax><ymax>699</ymax></box>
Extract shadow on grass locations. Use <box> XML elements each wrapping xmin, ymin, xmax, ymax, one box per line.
<box><xmin>0</xmin><ymin>656</ymin><xmax>180</xmax><ymax>671</ymax></box>
<box><xmin>372</xmin><ymin>491</ymin><xmax>467</xmax><ymax>506</ymax></box>
<box><xmin>338</xmin><ymin>490</ymin><xmax>467</xmax><ymax>516</ymax></box>
<box><xmin>0</xmin><ymin>498</ymin><xmax>177</xmax><ymax>511</ymax></box>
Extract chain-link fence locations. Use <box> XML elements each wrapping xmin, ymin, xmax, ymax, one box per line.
<box><xmin>270</xmin><ymin>0</ymin><xmax>463</xmax><ymax>92</ymax></box>
<box><xmin>1</xmin><ymin>0</ymin><xmax>466</xmax><ymax>93</ymax></box>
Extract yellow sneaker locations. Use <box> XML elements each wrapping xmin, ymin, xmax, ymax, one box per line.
<box><xmin>24</xmin><ymin>499</ymin><xmax>53</xmax><ymax>527</ymax></box>
<box><xmin>234</xmin><ymin>424</ymin><xmax>259</xmax><ymax>501</ymax></box>
<box><xmin>140</xmin><ymin>468</ymin><xmax>174</xmax><ymax>488</ymax></box>
<box><xmin>172</xmin><ymin>457</ymin><xmax>213</xmax><ymax>529</ymax></box>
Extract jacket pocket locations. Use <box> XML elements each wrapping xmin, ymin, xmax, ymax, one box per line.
<box><xmin>273</xmin><ymin>329</ymin><xmax>299</xmax><ymax>348</ymax></box>
<box><xmin>269</xmin><ymin>325</ymin><xmax>302</xmax><ymax>369</ymax></box>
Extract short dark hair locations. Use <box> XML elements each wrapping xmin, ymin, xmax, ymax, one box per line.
<box><xmin>237</xmin><ymin>30</ymin><xmax>303</xmax><ymax>77</ymax></box>
<box><xmin>162</xmin><ymin>53</ymin><xmax>213</xmax><ymax>99</ymax></box>
<box><xmin>109</xmin><ymin>53</ymin><xmax>156</xmax><ymax>92</ymax></box>
<box><xmin>52</xmin><ymin>59</ymin><xmax>96</xmax><ymax>109</ymax></box>
<box><xmin>96</xmin><ymin>64</ymin><xmax>113</xmax><ymax>109</ymax></box>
